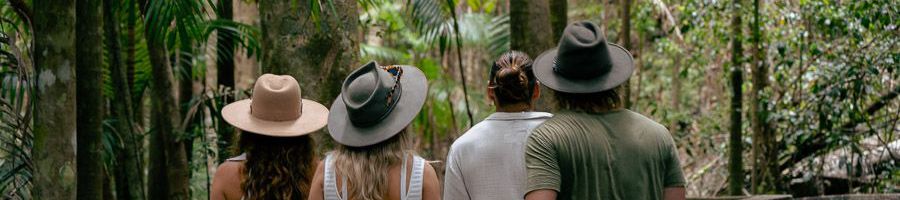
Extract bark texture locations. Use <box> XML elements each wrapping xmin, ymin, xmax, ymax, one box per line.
<box><xmin>510</xmin><ymin>0</ymin><xmax>555</xmax><ymax>58</ymax></box>
<box><xmin>510</xmin><ymin>0</ymin><xmax>555</xmax><ymax>111</ymax></box>
<box><xmin>33</xmin><ymin>0</ymin><xmax>77</xmax><ymax>198</ymax></box>
<box><xmin>259</xmin><ymin>0</ymin><xmax>360</xmax><ymax>106</ymax></box>
<box><xmin>104</xmin><ymin>0</ymin><xmax>145</xmax><ymax>198</ymax></box>
<box><xmin>749</xmin><ymin>0</ymin><xmax>777</xmax><ymax>193</ymax></box>
<box><xmin>549</xmin><ymin>0</ymin><xmax>567</xmax><ymax>40</ymax></box>
<box><xmin>76</xmin><ymin>0</ymin><xmax>105</xmax><ymax>198</ymax></box>
<box><xmin>729</xmin><ymin>0</ymin><xmax>746</xmax><ymax>195</ymax></box>
<box><xmin>140</xmin><ymin>0</ymin><xmax>191</xmax><ymax>198</ymax></box>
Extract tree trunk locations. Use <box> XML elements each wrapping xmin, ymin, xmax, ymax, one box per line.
<box><xmin>103</xmin><ymin>0</ymin><xmax>145</xmax><ymax>198</ymax></box>
<box><xmin>33</xmin><ymin>0</ymin><xmax>77</xmax><ymax>198</ymax></box>
<box><xmin>620</xmin><ymin>0</ymin><xmax>633</xmax><ymax>109</ymax></box>
<box><xmin>216</xmin><ymin>0</ymin><xmax>236</xmax><ymax>163</ymax></box>
<box><xmin>510</xmin><ymin>0</ymin><xmax>555</xmax><ymax>111</ymax></box>
<box><xmin>126</xmin><ymin>0</ymin><xmax>140</xmax><ymax>121</ymax></box>
<box><xmin>140</xmin><ymin>1</ymin><xmax>191</xmax><ymax>198</ymax></box>
<box><xmin>749</xmin><ymin>0</ymin><xmax>776</xmax><ymax>193</ymax></box>
<box><xmin>510</xmin><ymin>0</ymin><xmax>554</xmax><ymax>58</ymax></box>
<box><xmin>259</xmin><ymin>0</ymin><xmax>359</xmax><ymax>106</ymax></box>
<box><xmin>729</xmin><ymin>0</ymin><xmax>745</xmax><ymax>195</ymax></box>
<box><xmin>548</xmin><ymin>0</ymin><xmax>567</xmax><ymax>40</ymax></box>
<box><xmin>76</xmin><ymin>0</ymin><xmax>105</xmax><ymax>198</ymax></box>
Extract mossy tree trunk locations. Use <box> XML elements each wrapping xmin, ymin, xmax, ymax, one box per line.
<box><xmin>33</xmin><ymin>0</ymin><xmax>77</xmax><ymax>198</ymax></box>
<box><xmin>549</xmin><ymin>0</ymin><xmax>567</xmax><ymax>40</ymax></box>
<box><xmin>75</xmin><ymin>0</ymin><xmax>105</xmax><ymax>198</ymax></box>
<box><xmin>259</xmin><ymin>0</ymin><xmax>359</xmax><ymax>106</ymax></box>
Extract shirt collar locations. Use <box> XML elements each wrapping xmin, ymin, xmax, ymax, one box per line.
<box><xmin>486</xmin><ymin>112</ymin><xmax>553</xmax><ymax>121</ymax></box>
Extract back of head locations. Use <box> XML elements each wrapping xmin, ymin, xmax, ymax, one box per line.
<box><xmin>490</xmin><ymin>51</ymin><xmax>537</xmax><ymax>106</ymax></box>
<box><xmin>332</xmin><ymin>129</ymin><xmax>410</xmax><ymax>200</ymax></box>
<box><xmin>552</xmin><ymin>85</ymin><xmax>624</xmax><ymax>113</ymax></box>
<box><xmin>236</xmin><ymin>132</ymin><xmax>317</xmax><ymax>199</ymax></box>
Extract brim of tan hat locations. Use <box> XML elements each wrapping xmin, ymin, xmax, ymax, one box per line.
<box><xmin>533</xmin><ymin>43</ymin><xmax>635</xmax><ymax>94</ymax></box>
<box><xmin>327</xmin><ymin>65</ymin><xmax>428</xmax><ymax>147</ymax></box>
<box><xmin>221</xmin><ymin>99</ymin><xmax>329</xmax><ymax>137</ymax></box>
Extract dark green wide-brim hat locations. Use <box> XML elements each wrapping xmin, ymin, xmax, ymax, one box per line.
<box><xmin>327</xmin><ymin>61</ymin><xmax>428</xmax><ymax>147</ymax></box>
<box><xmin>533</xmin><ymin>21</ymin><xmax>635</xmax><ymax>94</ymax></box>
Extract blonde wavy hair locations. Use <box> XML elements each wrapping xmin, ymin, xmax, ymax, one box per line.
<box><xmin>331</xmin><ymin>129</ymin><xmax>410</xmax><ymax>200</ymax></box>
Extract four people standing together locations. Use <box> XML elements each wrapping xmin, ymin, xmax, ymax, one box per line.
<box><xmin>211</xmin><ymin>21</ymin><xmax>685</xmax><ymax>200</ymax></box>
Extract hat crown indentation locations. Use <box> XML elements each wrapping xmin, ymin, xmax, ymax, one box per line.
<box><xmin>249</xmin><ymin>74</ymin><xmax>302</xmax><ymax>122</ymax></box>
<box><xmin>341</xmin><ymin>61</ymin><xmax>399</xmax><ymax>128</ymax></box>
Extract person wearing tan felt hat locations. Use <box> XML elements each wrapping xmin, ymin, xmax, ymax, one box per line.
<box><xmin>211</xmin><ymin>74</ymin><xmax>329</xmax><ymax>200</ymax></box>
<box><xmin>308</xmin><ymin>61</ymin><xmax>440</xmax><ymax>200</ymax></box>
<box><xmin>524</xmin><ymin>21</ymin><xmax>686</xmax><ymax>200</ymax></box>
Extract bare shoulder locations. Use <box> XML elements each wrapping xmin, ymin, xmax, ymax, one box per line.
<box><xmin>421</xmin><ymin>161</ymin><xmax>441</xmax><ymax>200</ymax></box>
<box><xmin>214</xmin><ymin>162</ymin><xmax>242</xmax><ymax>182</ymax></box>
<box><xmin>211</xmin><ymin>161</ymin><xmax>244</xmax><ymax>200</ymax></box>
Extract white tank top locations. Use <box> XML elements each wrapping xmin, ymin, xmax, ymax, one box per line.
<box><xmin>323</xmin><ymin>153</ymin><xmax>425</xmax><ymax>200</ymax></box>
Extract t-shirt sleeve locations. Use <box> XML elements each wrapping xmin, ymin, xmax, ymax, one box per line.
<box><xmin>525</xmin><ymin>129</ymin><xmax>561</xmax><ymax>195</ymax></box>
<box><xmin>442</xmin><ymin>146</ymin><xmax>471</xmax><ymax>200</ymax></box>
<box><xmin>662</xmin><ymin>132</ymin><xmax>686</xmax><ymax>187</ymax></box>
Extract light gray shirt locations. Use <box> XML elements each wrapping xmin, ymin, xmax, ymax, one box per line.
<box><xmin>443</xmin><ymin>112</ymin><xmax>552</xmax><ymax>200</ymax></box>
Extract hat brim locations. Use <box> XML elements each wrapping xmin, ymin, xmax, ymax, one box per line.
<box><xmin>327</xmin><ymin>65</ymin><xmax>428</xmax><ymax>147</ymax></box>
<box><xmin>221</xmin><ymin>99</ymin><xmax>329</xmax><ymax>137</ymax></box>
<box><xmin>533</xmin><ymin>43</ymin><xmax>635</xmax><ymax>93</ymax></box>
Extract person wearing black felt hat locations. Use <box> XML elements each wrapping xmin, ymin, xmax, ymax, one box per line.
<box><xmin>308</xmin><ymin>61</ymin><xmax>440</xmax><ymax>200</ymax></box>
<box><xmin>523</xmin><ymin>21</ymin><xmax>687</xmax><ymax>200</ymax></box>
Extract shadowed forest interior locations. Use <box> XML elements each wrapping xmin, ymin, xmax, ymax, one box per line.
<box><xmin>0</xmin><ymin>0</ymin><xmax>898</xmax><ymax>199</ymax></box>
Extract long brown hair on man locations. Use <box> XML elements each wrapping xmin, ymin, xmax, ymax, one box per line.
<box><xmin>235</xmin><ymin>132</ymin><xmax>317</xmax><ymax>199</ymax></box>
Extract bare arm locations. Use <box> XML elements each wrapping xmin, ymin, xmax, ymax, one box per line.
<box><xmin>525</xmin><ymin>189</ymin><xmax>557</xmax><ymax>200</ymax></box>
<box><xmin>664</xmin><ymin>187</ymin><xmax>686</xmax><ymax>200</ymax></box>
<box><xmin>422</xmin><ymin>162</ymin><xmax>442</xmax><ymax>200</ymax></box>
<box><xmin>307</xmin><ymin>161</ymin><xmax>326</xmax><ymax>200</ymax></box>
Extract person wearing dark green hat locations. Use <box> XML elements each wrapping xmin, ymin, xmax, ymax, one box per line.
<box><xmin>308</xmin><ymin>61</ymin><xmax>440</xmax><ymax>200</ymax></box>
<box><xmin>524</xmin><ymin>21</ymin><xmax>687</xmax><ymax>200</ymax></box>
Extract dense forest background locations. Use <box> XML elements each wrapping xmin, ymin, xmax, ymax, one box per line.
<box><xmin>0</xmin><ymin>0</ymin><xmax>897</xmax><ymax>199</ymax></box>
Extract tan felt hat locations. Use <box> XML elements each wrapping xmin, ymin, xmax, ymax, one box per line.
<box><xmin>221</xmin><ymin>74</ymin><xmax>329</xmax><ymax>137</ymax></box>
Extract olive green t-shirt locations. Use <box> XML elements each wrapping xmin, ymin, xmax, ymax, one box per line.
<box><xmin>525</xmin><ymin>110</ymin><xmax>685</xmax><ymax>199</ymax></box>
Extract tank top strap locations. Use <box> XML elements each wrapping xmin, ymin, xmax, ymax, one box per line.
<box><xmin>400</xmin><ymin>154</ymin><xmax>426</xmax><ymax>200</ymax></box>
<box><xmin>323</xmin><ymin>154</ymin><xmax>345</xmax><ymax>200</ymax></box>
<box><xmin>226</xmin><ymin>153</ymin><xmax>246</xmax><ymax>162</ymax></box>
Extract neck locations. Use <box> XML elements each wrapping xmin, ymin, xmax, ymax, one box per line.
<box><xmin>496</xmin><ymin>103</ymin><xmax>532</xmax><ymax>112</ymax></box>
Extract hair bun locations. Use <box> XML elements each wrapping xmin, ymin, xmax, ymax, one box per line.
<box><xmin>491</xmin><ymin>51</ymin><xmax>536</xmax><ymax>104</ymax></box>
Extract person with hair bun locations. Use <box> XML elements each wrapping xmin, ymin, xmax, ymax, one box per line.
<box><xmin>442</xmin><ymin>51</ymin><xmax>552</xmax><ymax>200</ymax></box>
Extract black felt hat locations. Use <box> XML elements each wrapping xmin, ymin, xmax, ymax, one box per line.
<box><xmin>327</xmin><ymin>61</ymin><xmax>428</xmax><ymax>147</ymax></box>
<box><xmin>533</xmin><ymin>21</ymin><xmax>634</xmax><ymax>93</ymax></box>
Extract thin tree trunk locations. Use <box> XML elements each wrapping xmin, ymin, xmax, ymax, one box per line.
<box><xmin>510</xmin><ymin>0</ymin><xmax>555</xmax><ymax>111</ymax></box>
<box><xmin>76</xmin><ymin>0</ymin><xmax>105</xmax><ymax>198</ymax></box>
<box><xmin>749</xmin><ymin>0</ymin><xmax>776</xmax><ymax>193</ymax></box>
<box><xmin>549</xmin><ymin>0</ymin><xmax>567</xmax><ymax>40</ymax></box>
<box><xmin>259</xmin><ymin>0</ymin><xmax>359</xmax><ymax>106</ymax></box>
<box><xmin>140</xmin><ymin>0</ymin><xmax>191</xmax><ymax>198</ymax></box>
<box><xmin>104</xmin><ymin>0</ymin><xmax>145</xmax><ymax>198</ymax></box>
<box><xmin>33</xmin><ymin>0</ymin><xmax>77</xmax><ymax>198</ymax></box>
<box><xmin>728</xmin><ymin>0</ymin><xmax>745</xmax><ymax>195</ymax></box>
<box><xmin>620</xmin><ymin>0</ymin><xmax>633</xmax><ymax>109</ymax></box>
<box><xmin>216</xmin><ymin>0</ymin><xmax>236</xmax><ymax>163</ymax></box>
<box><xmin>127</xmin><ymin>0</ymin><xmax>139</xmax><ymax>121</ymax></box>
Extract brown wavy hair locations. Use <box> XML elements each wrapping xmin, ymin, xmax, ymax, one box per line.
<box><xmin>234</xmin><ymin>132</ymin><xmax>317</xmax><ymax>200</ymax></box>
<box><xmin>552</xmin><ymin>85</ymin><xmax>624</xmax><ymax>113</ymax></box>
<box><xmin>489</xmin><ymin>51</ymin><xmax>537</xmax><ymax>105</ymax></box>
